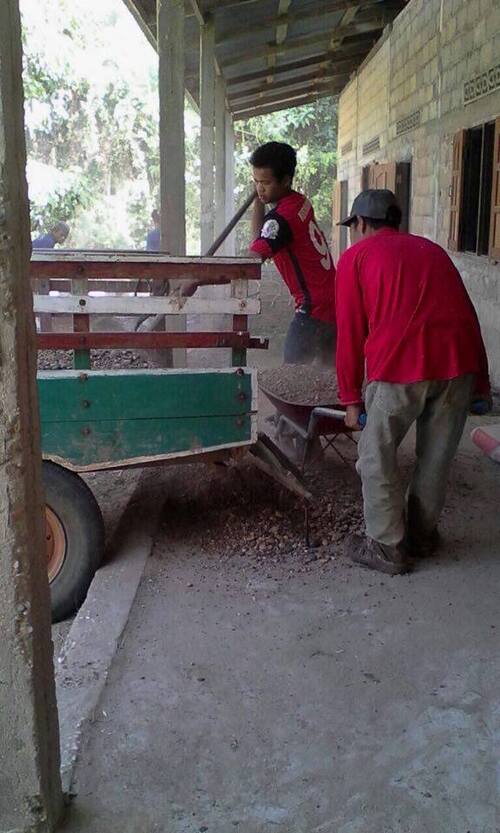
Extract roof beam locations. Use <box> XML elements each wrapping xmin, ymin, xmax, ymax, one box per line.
<box><xmin>266</xmin><ymin>0</ymin><xmax>291</xmax><ymax>84</ymax></box>
<box><xmin>233</xmin><ymin>90</ymin><xmax>338</xmax><ymax>121</ymax></box>
<box><xmin>220</xmin><ymin>19</ymin><xmax>386</xmax><ymax>69</ymax></box>
<box><xmin>187</xmin><ymin>0</ymin><xmax>261</xmax><ymax>13</ymax></box>
<box><xmin>230</xmin><ymin>79</ymin><xmax>342</xmax><ymax>109</ymax></box>
<box><xmin>227</xmin><ymin>68</ymin><xmax>350</xmax><ymax>102</ymax></box>
<box><xmin>121</xmin><ymin>0</ymin><xmax>157</xmax><ymax>48</ymax></box>
<box><xmin>190</xmin><ymin>1</ymin><xmax>224</xmax><ymax>79</ymax></box>
<box><xmin>215</xmin><ymin>0</ymin><xmax>389</xmax><ymax>44</ymax></box>
<box><xmin>330</xmin><ymin>4</ymin><xmax>361</xmax><ymax>49</ymax></box>
<box><xmin>188</xmin><ymin>0</ymin><xmax>205</xmax><ymax>26</ymax></box>
<box><xmin>225</xmin><ymin>50</ymin><xmax>367</xmax><ymax>88</ymax></box>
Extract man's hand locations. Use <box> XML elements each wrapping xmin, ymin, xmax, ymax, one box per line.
<box><xmin>345</xmin><ymin>404</ymin><xmax>363</xmax><ymax>431</ymax></box>
<box><xmin>470</xmin><ymin>393</ymin><xmax>493</xmax><ymax>415</ymax></box>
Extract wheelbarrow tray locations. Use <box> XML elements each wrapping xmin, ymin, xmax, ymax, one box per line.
<box><xmin>260</xmin><ymin>385</ymin><xmax>347</xmax><ymax>436</ymax></box>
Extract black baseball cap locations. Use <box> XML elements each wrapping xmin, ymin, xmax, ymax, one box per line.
<box><xmin>338</xmin><ymin>189</ymin><xmax>400</xmax><ymax>226</ymax></box>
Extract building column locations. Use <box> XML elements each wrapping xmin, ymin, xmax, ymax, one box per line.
<box><xmin>157</xmin><ymin>0</ymin><xmax>186</xmax><ymax>366</ymax></box>
<box><xmin>157</xmin><ymin>0</ymin><xmax>186</xmax><ymax>255</ymax></box>
<box><xmin>215</xmin><ymin>74</ymin><xmax>226</xmax><ymax>243</ymax></box>
<box><xmin>0</xmin><ymin>2</ymin><xmax>64</xmax><ymax>831</ymax></box>
<box><xmin>224</xmin><ymin>112</ymin><xmax>236</xmax><ymax>256</ymax></box>
<box><xmin>200</xmin><ymin>15</ymin><xmax>216</xmax><ymax>253</ymax></box>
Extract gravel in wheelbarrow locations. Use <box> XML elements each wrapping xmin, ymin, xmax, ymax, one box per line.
<box><xmin>259</xmin><ymin>364</ymin><xmax>339</xmax><ymax>407</ymax></box>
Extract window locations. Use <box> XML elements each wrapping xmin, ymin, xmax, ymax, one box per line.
<box><xmin>360</xmin><ymin>161</ymin><xmax>411</xmax><ymax>232</ymax></box>
<box><xmin>449</xmin><ymin>117</ymin><xmax>500</xmax><ymax>258</ymax></box>
<box><xmin>332</xmin><ymin>180</ymin><xmax>349</xmax><ymax>261</ymax></box>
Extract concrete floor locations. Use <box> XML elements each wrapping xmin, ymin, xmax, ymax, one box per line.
<box><xmin>59</xmin><ymin>419</ymin><xmax>500</xmax><ymax>833</ymax></box>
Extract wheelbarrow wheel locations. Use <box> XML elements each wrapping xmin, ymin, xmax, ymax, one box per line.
<box><xmin>43</xmin><ymin>461</ymin><xmax>105</xmax><ymax>623</ymax></box>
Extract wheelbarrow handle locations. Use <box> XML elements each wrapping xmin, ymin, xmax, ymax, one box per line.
<box><xmin>470</xmin><ymin>398</ymin><xmax>492</xmax><ymax>416</ymax></box>
<box><xmin>311</xmin><ymin>407</ymin><xmax>367</xmax><ymax>429</ymax></box>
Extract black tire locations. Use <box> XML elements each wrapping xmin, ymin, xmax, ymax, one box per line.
<box><xmin>43</xmin><ymin>461</ymin><xmax>105</xmax><ymax>623</ymax></box>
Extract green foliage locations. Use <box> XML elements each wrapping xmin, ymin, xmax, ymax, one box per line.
<box><xmin>21</xmin><ymin>0</ymin><xmax>337</xmax><ymax>253</ymax></box>
<box><xmin>30</xmin><ymin>178</ymin><xmax>93</xmax><ymax>234</ymax></box>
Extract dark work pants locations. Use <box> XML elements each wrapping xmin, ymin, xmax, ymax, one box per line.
<box><xmin>283</xmin><ymin>312</ymin><xmax>336</xmax><ymax>367</ymax></box>
<box><xmin>357</xmin><ymin>375</ymin><xmax>474</xmax><ymax>546</ymax></box>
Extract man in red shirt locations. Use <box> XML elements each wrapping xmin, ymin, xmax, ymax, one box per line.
<box><xmin>336</xmin><ymin>189</ymin><xmax>491</xmax><ymax>575</ymax></box>
<box><xmin>249</xmin><ymin>142</ymin><xmax>336</xmax><ymax>365</ymax></box>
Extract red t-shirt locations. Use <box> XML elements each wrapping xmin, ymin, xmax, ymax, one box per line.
<box><xmin>335</xmin><ymin>228</ymin><xmax>490</xmax><ymax>404</ymax></box>
<box><xmin>250</xmin><ymin>191</ymin><xmax>336</xmax><ymax>324</ymax></box>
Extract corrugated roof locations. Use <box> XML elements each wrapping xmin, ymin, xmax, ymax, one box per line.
<box><xmin>123</xmin><ymin>0</ymin><xmax>407</xmax><ymax>119</ymax></box>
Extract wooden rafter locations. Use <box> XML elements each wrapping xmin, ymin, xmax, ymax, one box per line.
<box><xmin>215</xmin><ymin>0</ymin><xmax>389</xmax><ymax>44</ymax></box>
<box><xmin>233</xmin><ymin>89</ymin><xmax>339</xmax><ymax>121</ymax></box>
<box><xmin>220</xmin><ymin>18</ymin><xmax>386</xmax><ymax>69</ymax></box>
<box><xmin>224</xmin><ymin>50</ymin><xmax>367</xmax><ymax>87</ymax></box>
<box><xmin>230</xmin><ymin>79</ymin><xmax>341</xmax><ymax>109</ymax></box>
<box><xmin>266</xmin><ymin>0</ymin><xmax>291</xmax><ymax>84</ymax></box>
<box><xmin>228</xmin><ymin>69</ymin><xmax>349</xmax><ymax>102</ymax></box>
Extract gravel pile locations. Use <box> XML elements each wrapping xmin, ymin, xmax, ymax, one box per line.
<box><xmin>37</xmin><ymin>349</ymin><xmax>149</xmax><ymax>371</ymax></box>
<box><xmin>156</xmin><ymin>455</ymin><xmax>363</xmax><ymax>574</ymax></box>
<box><xmin>259</xmin><ymin>364</ymin><xmax>339</xmax><ymax>405</ymax></box>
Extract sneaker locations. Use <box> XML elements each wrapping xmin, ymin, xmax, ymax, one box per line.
<box><xmin>406</xmin><ymin>528</ymin><xmax>442</xmax><ymax>559</ymax></box>
<box><xmin>345</xmin><ymin>534</ymin><xmax>412</xmax><ymax>576</ymax></box>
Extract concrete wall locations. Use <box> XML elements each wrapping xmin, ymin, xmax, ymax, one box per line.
<box><xmin>337</xmin><ymin>0</ymin><xmax>500</xmax><ymax>386</ymax></box>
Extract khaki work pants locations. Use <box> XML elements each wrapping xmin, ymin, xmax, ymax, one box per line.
<box><xmin>356</xmin><ymin>375</ymin><xmax>474</xmax><ymax>547</ymax></box>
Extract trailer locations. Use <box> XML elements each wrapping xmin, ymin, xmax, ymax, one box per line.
<box><xmin>32</xmin><ymin>252</ymin><xmax>310</xmax><ymax>621</ymax></box>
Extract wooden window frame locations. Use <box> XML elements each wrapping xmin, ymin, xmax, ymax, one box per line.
<box><xmin>449</xmin><ymin>117</ymin><xmax>500</xmax><ymax>259</ymax></box>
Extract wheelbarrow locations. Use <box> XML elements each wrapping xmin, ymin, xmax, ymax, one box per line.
<box><xmin>260</xmin><ymin>385</ymin><xmax>366</xmax><ymax>470</ymax></box>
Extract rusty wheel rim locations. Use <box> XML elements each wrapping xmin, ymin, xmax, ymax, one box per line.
<box><xmin>46</xmin><ymin>506</ymin><xmax>66</xmax><ymax>582</ymax></box>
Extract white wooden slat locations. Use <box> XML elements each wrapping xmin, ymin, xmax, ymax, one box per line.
<box><xmin>33</xmin><ymin>294</ymin><xmax>260</xmax><ymax>316</ymax></box>
<box><xmin>31</xmin><ymin>251</ymin><xmax>258</xmax><ymax>266</ymax></box>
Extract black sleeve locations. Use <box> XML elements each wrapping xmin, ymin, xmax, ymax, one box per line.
<box><xmin>258</xmin><ymin>209</ymin><xmax>293</xmax><ymax>254</ymax></box>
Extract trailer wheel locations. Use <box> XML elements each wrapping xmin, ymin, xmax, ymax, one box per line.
<box><xmin>43</xmin><ymin>461</ymin><xmax>105</xmax><ymax>623</ymax></box>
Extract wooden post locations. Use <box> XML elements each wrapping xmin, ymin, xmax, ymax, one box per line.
<box><xmin>225</xmin><ymin>112</ymin><xmax>236</xmax><ymax>256</ymax></box>
<box><xmin>157</xmin><ymin>0</ymin><xmax>186</xmax><ymax>366</ymax></box>
<box><xmin>215</xmin><ymin>74</ymin><xmax>226</xmax><ymax>240</ymax></box>
<box><xmin>200</xmin><ymin>15</ymin><xmax>216</xmax><ymax>253</ymax></box>
<box><xmin>158</xmin><ymin>0</ymin><xmax>186</xmax><ymax>255</ymax></box>
<box><xmin>0</xmin><ymin>2</ymin><xmax>63</xmax><ymax>830</ymax></box>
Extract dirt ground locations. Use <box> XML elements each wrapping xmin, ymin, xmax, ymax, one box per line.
<box><xmin>59</xmin><ymin>404</ymin><xmax>500</xmax><ymax>833</ymax></box>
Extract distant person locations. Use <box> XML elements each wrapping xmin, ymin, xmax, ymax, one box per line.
<box><xmin>32</xmin><ymin>221</ymin><xmax>70</xmax><ymax>249</ymax></box>
<box><xmin>146</xmin><ymin>209</ymin><xmax>161</xmax><ymax>251</ymax></box>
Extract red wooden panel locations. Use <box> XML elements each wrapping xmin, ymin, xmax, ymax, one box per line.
<box><xmin>30</xmin><ymin>257</ymin><xmax>261</xmax><ymax>282</ymax></box>
<box><xmin>37</xmin><ymin>331</ymin><xmax>269</xmax><ymax>351</ymax></box>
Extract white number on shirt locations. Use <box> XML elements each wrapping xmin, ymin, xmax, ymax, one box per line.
<box><xmin>309</xmin><ymin>220</ymin><xmax>332</xmax><ymax>270</ymax></box>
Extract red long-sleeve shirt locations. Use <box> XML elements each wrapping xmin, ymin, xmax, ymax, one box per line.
<box><xmin>335</xmin><ymin>228</ymin><xmax>490</xmax><ymax>405</ymax></box>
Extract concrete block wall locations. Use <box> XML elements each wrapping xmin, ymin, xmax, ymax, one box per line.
<box><xmin>357</xmin><ymin>40</ymin><xmax>390</xmax><ymax>156</ymax></box>
<box><xmin>336</xmin><ymin>0</ymin><xmax>500</xmax><ymax>386</ymax></box>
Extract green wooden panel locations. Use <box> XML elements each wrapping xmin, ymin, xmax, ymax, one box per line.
<box><xmin>41</xmin><ymin>415</ymin><xmax>252</xmax><ymax>467</ymax></box>
<box><xmin>37</xmin><ymin>370</ymin><xmax>253</xmax><ymax>422</ymax></box>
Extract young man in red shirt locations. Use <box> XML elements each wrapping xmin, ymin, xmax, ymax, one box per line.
<box><xmin>249</xmin><ymin>142</ymin><xmax>336</xmax><ymax>365</ymax></box>
<box><xmin>336</xmin><ymin>189</ymin><xmax>491</xmax><ymax>575</ymax></box>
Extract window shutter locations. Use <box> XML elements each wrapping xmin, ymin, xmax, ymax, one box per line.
<box><xmin>488</xmin><ymin>117</ymin><xmax>500</xmax><ymax>259</ymax></box>
<box><xmin>448</xmin><ymin>130</ymin><xmax>465</xmax><ymax>251</ymax></box>
<box><xmin>332</xmin><ymin>181</ymin><xmax>342</xmax><ymax>264</ymax></box>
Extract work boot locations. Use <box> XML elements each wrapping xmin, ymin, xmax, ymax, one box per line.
<box><xmin>344</xmin><ymin>534</ymin><xmax>412</xmax><ymax>576</ymax></box>
<box><xmin>406</xmin><ymin>528</ymin><xmax>442</xmax><ymax>559</ymax></box>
